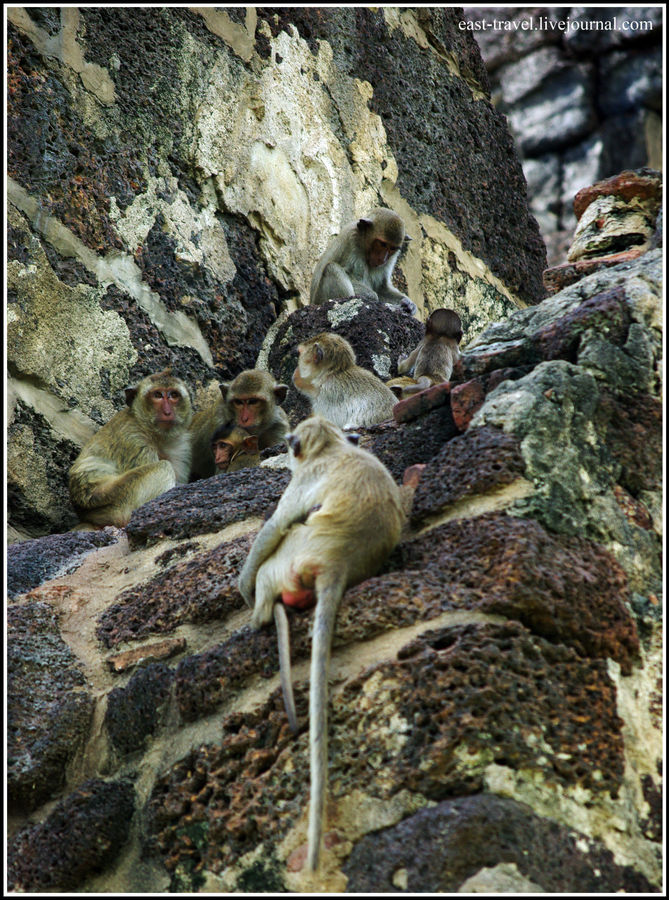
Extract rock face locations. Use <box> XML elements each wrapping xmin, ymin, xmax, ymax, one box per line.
<box><xmin>6</xmin><ymin>237</ymin><xmax>662</xmax><ymax>892</ymax></box>
<box><xmin>7</xmin><ymin>6</ymin><xmax>545</xmax><ymax>540</ymax></box>
<box><xmin>465</xmin><ymin>6</ymin><xmax>663</xmax><ymax>265</ymax></box>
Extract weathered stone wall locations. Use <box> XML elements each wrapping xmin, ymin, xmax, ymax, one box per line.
<box><xmin>465</xmin><ymin>6</ymin><xmax>663</xmax><ymax>264</ymax></box>
<box><xmin>7</xmin><ymin>6</ymin><xmax>545</xmax><ymax>539</ymax></box>
<box><xmin>6</xmin><ymin>239</ymin><xmax>662</xmax><ymax>892</ymax></box>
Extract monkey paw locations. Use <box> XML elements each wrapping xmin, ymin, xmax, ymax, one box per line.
<box><xmin>400</xmin><ymin>296</ymin><xmax>418</xmax><ymax>315</ymax></box>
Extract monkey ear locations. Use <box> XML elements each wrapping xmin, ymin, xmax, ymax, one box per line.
<box><xmin>356</xmin><ymin>217</ymin><xmax>374</xmax><ymax>231</ymax></box>
<box><xmin>314</xmin><ymin>344</ymin><xmax>324</xmax><ymax>365</ymax></box>
<box><xmin>403</xmin><ymin>234</ymin><xmax>412</xmax><ymax>243</ymax></box>
<box><xmin>345</xmin><ymin>433</ymin><xmax>361</xmax><ymax>446</ymax></box>
<box><xmin>287</xmin><ymin>434</ymin><xmax>301</xmax><ymax>457</ymax></box>
<box><xmin>274</xmin><ymin>384</ymin><xmax>289</xmax><ymax>404</ymax></box>
<box><xmin>219</xmin><ymin>382</ymin><xmax>230</xmax><ymax>401</ymax></box>
<box><xmin>244</xmin><ymin>435</ymin><xmax>259</xmax><ymax>453</ymax></box>
<box><xmin>125</xmin><ymin>386</ymin><xmax>138</xmax><ymax>406</ymax></box>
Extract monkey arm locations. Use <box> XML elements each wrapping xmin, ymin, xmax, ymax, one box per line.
<box><xmin>397</xmin><ymin>345</ymin><xmax>420</xmax><ymax>375</ymax></box>
<box><xmin>238</xmin><ymin>486</ymin><xmax>320</xmax><ymax>604</ymax></box>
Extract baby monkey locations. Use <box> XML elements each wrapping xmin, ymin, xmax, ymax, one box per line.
<box><xmin>395</xmin><ymin>307</ymin><xmax>463</xmax><ymax>395</ymax></box>
<box><xmin>211</xmin><ymin>424</ymin><xmax>260</xmax><ymax>473</ymax></box>
<box><xmin>238</xmin><ymin>416</ymin><xmax>404</xmax><ymax>871</ymax></box>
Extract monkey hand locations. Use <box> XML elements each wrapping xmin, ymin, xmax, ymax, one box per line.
<box><xmin>399</xmin><ymin>296</ymin><xmax>418</xmax><ymax>315</ymax></box>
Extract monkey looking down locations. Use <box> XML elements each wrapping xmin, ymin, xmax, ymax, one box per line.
<box><xmin>69</xmin><ymin>369</ymin><xmax>193</xmax><ymax>527</ymax></box>
<box><xmin>238</xmin><ymin>415</ymin><xmax>404</xmax><ymax>871</ymax></box>
<box><xmin>310</xmin><ymin>207</ymin><xmax>417</xmax><ymax>314</ymax></box>
<box><xmin>293</xmin><ymin>332</ymin><xmax>398</xmax><ymax>429</ymax></box>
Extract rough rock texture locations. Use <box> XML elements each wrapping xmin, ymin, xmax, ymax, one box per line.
<box><xmin>7</xmin><ymin>600</ymin><xmax>96</xmax><ymax>813</ymax></box>
<box><xmin>7</xmin><ymin>528</ymin><xmax>120</xmax><ymax>598</ymax></box>
<box><xmin>7</xmin><ymin>5</ymin><xmax>544</xmax><ymax>541</ymax></box>
<box><xmin>4</xmin><ymin>6</ymin><xmax>662</xmax><ymax>894</ymax></box>
<box><xmin>343</xmin><ymin>794</ymin><xmax>654</xmax><ymax>893</ymax></box>
<box><xmin>465</xmin><ymin>7</ymin><xmax>663</xmax><ymax>265</ymax></box>
<box><xmin>5</xmin><ymin>237</ymin><xmax>662</xmax><ymax>893</ymax></box>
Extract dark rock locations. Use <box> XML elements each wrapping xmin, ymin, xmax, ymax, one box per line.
<box><xmin>105</xmin><ymin>663</ymin><xmax>174</xmax><ymax>756</ymax></box>
<box><xmin>97</xmin><ymin>533</ymin><xmax>253</xmax><ymax>648</ymax></box>
<box><xmin>7</xmin><ymin>528</ymin><xmax>120</xmax><ymax>598</ymax></box>
<box><xmin>398</xmin><ymin>513</ymin><xmax>639</xmax><ymax>673</ymax></box>
<box><xmin>359</xmin><ymin>404</ymin><xmax>460</xmax><ymax>482</ymax></box>
<box><xmin>543</xmin><ymin>246</ymin><xmax>648</xmax><ymax>294</ymax></box>
<box><xmin>392</xmin><ymin>381</ymin><xmax>452</xmax><ymax>424</ymax></box>
<box><xmin>409</xmin><ymin>426</ymin><xmax>526</xmax><ymax>525</ymax></box>
<box><xmin>125</xmin><ymin>468</ymin><xmax>291</xmax><ymax>549</ymax></box>
<box><xmin>599</xmin><ymin>47</ymin><xmax>663</xmax><ymax>115</ymax></box>
<box><xmin>343</xmin><ymin>793</ymin><xmax>654</xmax><ymax>893</ymax></box>
<box><xmin>144</xmin><ymin>620</ymin><xmax>626</xmax><ymax>888</ymax></box>
<box><xmin>7</xmin><ymin>778</ymin><xmax>136</xmax><ymax>891</ymax></box>
<box><xmin>7</xmin><ymin>602</ymin><xmax>95</xmax><ymax>813</ymax></box>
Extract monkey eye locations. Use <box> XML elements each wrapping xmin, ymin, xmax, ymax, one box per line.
<box><xmin>152</xmin><ymin>391</ymin><xmax>164</xmax><ymax>399</ymax></box>
<box><xmin>246</xmin><ymin>398</ymin><xmax>260</xmax><ymax>406</ymax></box>
<box><xmin>168</xmin><ymin>391</ymin><xmax>180</xmax><ymax>401</ymax></box>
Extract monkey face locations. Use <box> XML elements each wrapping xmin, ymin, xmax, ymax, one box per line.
<box><xmin>212</xmin><ymin>439</ymin><xmax>235</xmax><ymax>471</ymax></box>
<box><xmin>148</xmin><ymin>388</ymin><xmax>184</xmax><ymax>429</ymax></box>
<box><xmin>368</xmin><ymin>237</ymin><xmax>400</xmax><ymax>269</ymax></box>
<box><xmin>231</xmin><ymin>395</ymin><xmax>264</xmax><ymax>430</ymax></box>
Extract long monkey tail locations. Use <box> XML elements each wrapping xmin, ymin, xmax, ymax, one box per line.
<box><xmin>273</xmin><ymin>603</ymin><xmax>298</xmax><ymax>733</ymax></box>
<box><xmin>306</xmin><ymin>573</ymin><xmax>346</xmax><ymax>872</ymax></box>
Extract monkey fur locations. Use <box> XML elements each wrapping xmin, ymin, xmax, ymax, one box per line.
<box><xmin>211</xmin><ymin>423</ymin><xmax>260</xmax><ymax>473</ymax></box>
<box><xmin>310</xmin><ymin>207</ymin><xmax>417</xmax><ymax>314</ymax></box>
<box><xmin>392</xmin><ymin>308</ymin><xmax>463</xmax><ymax>396</ymax></box>
<box><xmin>69</xmin><ymin>369</ymin><xmax>193</xmax><ymax>527</ymax></box>
<box><xmin>293</xmin><ymin>332</ymin><xmax>398</xmax><ymax>429</ymax></box>
<box><xmin>238</xmin><ymin>415</ymin><xmax>404</xmax><ymax>871</ymax></box>
<box><xmin>189</xmin><ymin>369</ymin><xmax>289</xmax><ymax>479</ymax></box>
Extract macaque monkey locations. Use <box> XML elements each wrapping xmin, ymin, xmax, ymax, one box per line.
<box><xmin>293</xmin><ymin>332</ymin><xmax>398</xmax><ymax>429</ymax></box>
<box><xmin>310</xmin><ymin>207</ymin><xmax>417</xmax><ymax>314</ymax></box>
<box><xmin>238</xmin><ymin>415</ymin><xmax>404</xmax><ymax>871</ymax></box>
<box><xmin>189</xmin><ymin>370</ymin><xmax>289</xmax><ymax>479</ymax></box>
<box><xmin>211</xmin><ymin>424</ymin><xmax>260</xmax><ymax>473</ymax></box>
<box><xmin>394</xmin><ymin>308</ymin><xmax>463</xmax><ymax>395</ymax></box>
<box><xmin>69</xmin><ymin>369</ymin><xmax>193</xmax><ymax>527</ymax></box>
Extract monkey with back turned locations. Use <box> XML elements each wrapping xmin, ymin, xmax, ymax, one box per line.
<box><xmin>69</xmin><ymin>369</ymin><xmax>193</xmax><ymax>527</ymax></box>
<box><xmin>389</xmin><ymin>308</ymin><xmax>463</xmax><ymax>398</ymax></box>
<box><xmin>238</xmin><ymin>415</ymin><xmax>404</xmax><ymax>872</ymax></box>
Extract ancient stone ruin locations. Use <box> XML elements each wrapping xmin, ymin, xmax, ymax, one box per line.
<box><xmin>6</xmin><ymin>7</ymin><xmax>663</xmax><ymax>894</ymax></box>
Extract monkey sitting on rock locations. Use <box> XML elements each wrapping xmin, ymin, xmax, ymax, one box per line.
<box><xmin>189</xmin><ymin>369</ymin><xmax>289</xmax><ymax>479</ymax></box>
<box><xmin>387</xmin><ymin>308</ymin><xmax>463</xmax><ymax>398</ymax></box>
<box><xmin>310</xmin><ymin>206</ymin><xmax>417</xmax><ymax>314</ymax></box>
<box><xmin>69</xmin><ymin>369</ymin><xmax>193</xmax><ymax>528</ymax></box>
<box><xmin>238</xmin><ymin>415</ymin><xmax>404</xmax><ymax>872</ymax></box>
<box><xmin>293</xmin><ymin>332</ymin><xmax>398</xmax><ymax>429</ymax></box>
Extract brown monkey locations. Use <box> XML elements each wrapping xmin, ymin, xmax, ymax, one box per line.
<box><xmin>238</xmin><ymin>415</ymin><xmax>404</xmax><ymax>871</ymax></box>
<box><xmin>211</xmin><ymin>424</ymin><xmax>260</xmax><ymax>473</ymax></box>
<box><xmin>393</xmin><ymin>308</ymin><xmax>463</xmax><ymax>396</ymax></box>
<box><xmin>293</xmin><ymin>332</ymin><xmax>398</xmax><ymax>429</ymax></box>
<box><xmin>69</xmin><ymin>369</ymin><xmax>193</xmax><ymax>527</ymax></box>
<box><xmin>189</xmin><ymin>370</ymin><xmax>289</xmax><ymax>479</ymax></box>
<box><xmin>310</xmin><ymin>207</ymin><xmax>417</xmax><ymax>314</ymax></box>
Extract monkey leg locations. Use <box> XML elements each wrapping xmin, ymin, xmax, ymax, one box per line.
<box><xmin>319</xmin><ymin>262</ymin><xmax>358</xmax><ymax>302</ymax></box>
<box><xmin>307</xmin><ymin>571</ymin><xmax>346</xmax><ymax>872</ymax></box>
<box><xmin>399</xmin><ymin>376</ymin><xmax>435</xmax><ymax>396</ymax></box>
<box><xmin>81</xmin><ymin>460</ymin><xmax>176</xmax><ymax>526</ymax></box>
<box><xmin>273</xmin><ymin>604</ymin><xmax>298</xmax><ymax>733</ymax></box>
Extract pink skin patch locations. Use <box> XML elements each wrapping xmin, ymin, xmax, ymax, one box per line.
<box><xmin>281</xmin><ymin>588</ymin><xmax>316</xmax><ymax>610</ymax></box>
